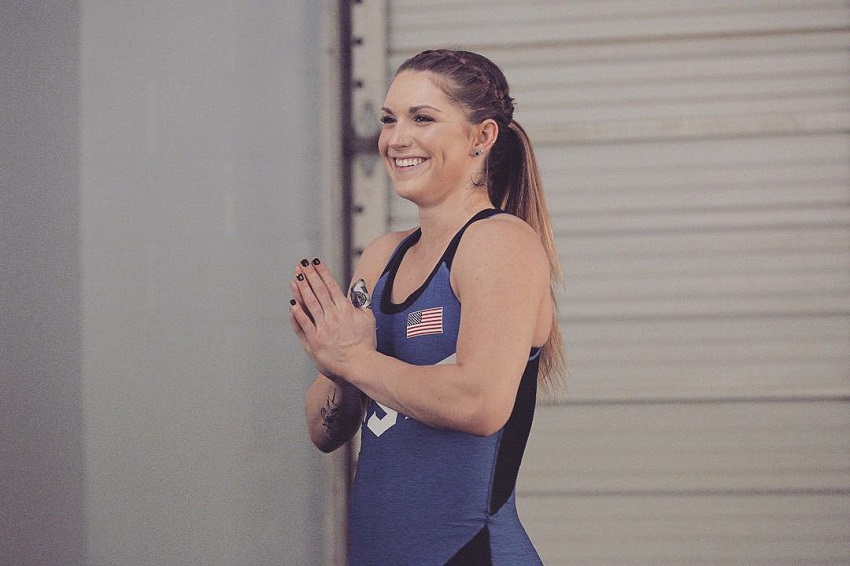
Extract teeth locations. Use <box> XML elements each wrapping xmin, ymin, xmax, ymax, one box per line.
<box><xmin>395</xmin><ymin>157</ymin><xmax>425</xmax><ymax>168</ymax></box>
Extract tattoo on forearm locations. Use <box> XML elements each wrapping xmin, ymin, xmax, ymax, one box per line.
<box><xmin>320</xmin><ymin>391</ymin><xmax>344</xmax><ymax>442</ymax></box>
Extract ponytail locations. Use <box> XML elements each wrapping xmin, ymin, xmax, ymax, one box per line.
<box><xmin>489</xmin><ymin>120</ymin><xmax>566</xmax><ymax>392</ymax></box>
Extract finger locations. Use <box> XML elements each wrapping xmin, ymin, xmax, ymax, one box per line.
<box><xmin>289</xmin><ymin>297</ymin><xmax>317</xmax><ymax>340</ymax></box>
<box><xmin>290</xmin><ymin>280</ymin><xmax>314</xmax><ymax>324</ymax></box>
<box><xmin>289</xmin><ymin>313</ymin><xmax>311</xmax><ymax>351</ymax></box>
<box><xmin>299</xmin><ymin>258</ymin><xmax>337</xmax><ymax>311</ymax></box>
<box><xmin>311</xmin><ymin>258</ymin><xmax>348</xmax><ymax>306</ymax></box>
<box><xmin>289</xmin><ymin>307</ymin><xmax>307</xmax><ymax>343</ymax></box>
<box><xmin>294</xmin><ymin>265</ymin><xmax>325</xmax><ymax>318</ymax></box>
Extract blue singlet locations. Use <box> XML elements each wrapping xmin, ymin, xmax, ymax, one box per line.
<box><xmin>348</xmin><ymin>209</ymin><xmax>543</xmax><ymax>565</ymax></box>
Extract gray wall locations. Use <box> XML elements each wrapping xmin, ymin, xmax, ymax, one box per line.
<box><xmin>2</xmin><ymin>2</ymin><xmax>328</xmax><ymax>565</ymax></box>
<box><xmin>1</xmin><ymin>3</ymin><xmax>87</xmax><ymax>565</ymax></box>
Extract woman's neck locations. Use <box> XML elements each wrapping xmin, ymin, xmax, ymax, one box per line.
<box><xmin>415</xmin><ymin>192</ymin><xmax>493</xmax><ymax>256</ymax></box>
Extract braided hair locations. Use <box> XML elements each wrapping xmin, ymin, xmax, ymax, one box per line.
<box><xmin>395</xmin><ymin>49</ymin><xmax>566</xmax><ymax>389</ymax></box>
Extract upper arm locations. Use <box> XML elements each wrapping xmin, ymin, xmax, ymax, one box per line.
<box><xmin>451</xmin><ymin>217</ymin><xmax>550</xmax><ymax>423</ymax></box>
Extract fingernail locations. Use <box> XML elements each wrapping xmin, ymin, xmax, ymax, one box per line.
<box><xmin>289</xmin><ymin>299</ymin><xmax>296</xmax><ymax>306</ymax></box>
<box><xmin>300</xmin><ymin>259</ymin><xmax>309</xmax><ymax>267</ymax></box>
<box><xmin>296</xmin><ymin>273</ymin><xmax>304</xmax><ymax>281</ymax></box>
<box><xmin>312</xmin><ymin>257</ymin><xmax>321</xmax><ymax>265</ymax></box>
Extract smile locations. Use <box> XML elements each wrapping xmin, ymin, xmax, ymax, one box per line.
<box><xmin>394</xmin><ymin>157</ymin><xmax>426</xmax><ymax>168</ymax></box>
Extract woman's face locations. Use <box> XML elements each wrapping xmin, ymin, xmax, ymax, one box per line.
<box><xmin>378</xmin><ymin>71</ymin><xmax>478</xmax><ymax>206</ymax></box>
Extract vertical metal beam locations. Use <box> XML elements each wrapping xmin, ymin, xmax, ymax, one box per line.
<box><xmin>348</xmin><ymin>0</ymin><xmax>389</xmax><ymax>264</ymax></box>
<box><xmin>339</xmin><ymin>0</ymin><xmax>355</xmax><ymax>285</ymax></box>
<box><xmin>332</xmin><ymin>1</ymin><xmax>388</xmax><ymax>564</ymax></box>
<box><xmin>342</xmin><ymin>0</ymin><xmax>388</xmax><ymax>270</ymax></box>
<box><xmin>332</xmin><ymin>5</ymin><xmax>354</xmax><ymax>562</ymax></box>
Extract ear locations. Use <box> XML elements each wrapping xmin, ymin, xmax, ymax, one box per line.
<box><xmin>472</xmin><ymin>119</ymin><xmax>499</xmax><ymax>154</ymax></box>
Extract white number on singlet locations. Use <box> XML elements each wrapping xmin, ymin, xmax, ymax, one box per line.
<box><xmin>366</xmin><ymin>402</ymin><xmax>398</xmax><ymax>437</ymax></box>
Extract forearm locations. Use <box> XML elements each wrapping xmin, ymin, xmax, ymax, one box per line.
<box><xmin>304</xmin><ymin>375</ymin><xmax>366</xmax><ymax>453</ymax></box>
<box><xmin>347</xmin><ymin>350</ymin><xmax>509</xmax><ymax>436</ymax></box>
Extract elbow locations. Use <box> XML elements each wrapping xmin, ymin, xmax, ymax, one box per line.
<box><xmin>469</xmin><ymin>417</ymin><xmax>509</xmax><ymax>437</ymax></box>
<box><xmin>463</xmin><ymin>400</ymin><xmax>512</xmax><ymax>437</ymax></box>
<box><xmin>310</xmin><ymin>431</ymin><xmax>338</xmax><ymax>453</ymax></box>
<box><xmin>467</xmin><ymin>423</ymin><xmax>502</xmax><ymax>438</ymax></box>
<box><xmin>307</xmin><ymin>409</ymin><xmax>361</xmax><ymax>453</ymax></box>
<box><xmin>316</xmin><ymin>441</ymin><xmax>340</xmax><ymax>454</ymax></box>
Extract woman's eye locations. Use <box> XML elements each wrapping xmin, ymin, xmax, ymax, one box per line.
<box><xmin>413</xmin><ymin>114</ymin><xmax>434</xmax><ymax>123</ymax></box>
<box><xmin>379</xmin><ymin>115</ymin><xmax>395</xmax><ymax>125</ymax></box>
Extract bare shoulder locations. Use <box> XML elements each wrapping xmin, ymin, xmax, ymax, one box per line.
<box><xmin>457</xmin><ymin>213</ymin><xmax>548</xmax><ymax>272</ymax></box>
<box><xmin>351</xmin><ymin>228</ymin><xmax>417</xmax><ymax>291</ymax></box>
<box><xmin>451</xmin><ymin>212</ymin><xmax>549</xmax><ymax>299</ymax></box>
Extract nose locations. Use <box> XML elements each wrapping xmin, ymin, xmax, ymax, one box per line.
<box><xmin>386</xmin><ymin>120</ymin><xmax>412</xmax><ymax>149</ymax></box>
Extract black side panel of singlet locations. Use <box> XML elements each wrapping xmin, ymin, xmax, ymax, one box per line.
<box><xmin>489</xmin><ymin>354</ymin><xmax>539</xmax><ymax>514</ymax></box>
<box><xmin>444</xmin><ymin>526</ymin><xmax>492</xmax><ymax>566</ymax></box>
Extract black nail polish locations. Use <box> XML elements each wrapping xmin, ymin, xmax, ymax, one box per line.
<box><xmin>300</xmin><ymin>259</ymin><xmax>309</xmax><ymax>267</ymax></box>
<box><xmin>312</xmin><ymin>257</ymin><xmax>321</xmax><ymax>265</ymax></box>
<box><xmin>289</xmin><ymin>299</ymin><xmax>296</xmax><ymax>306</ymax></box>
<box><xmin>297</xmin><ymin>273</ymin><xmax>304</xmax><ymax>281</ymax></box>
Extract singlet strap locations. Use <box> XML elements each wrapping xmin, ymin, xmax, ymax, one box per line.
<box><xmin>378</xmin><ymin>208</ymin><xmax>504</xmax><ymax>313</ymax></box>
<box><xmin>380</xmin><ymin>229</ymin><xmax>421</xmax><ymax>279</ymax></box>
<box><xmin>442</xmin><ymin>208</ymin><xmax>504</xmax><ymax>270</ymax></box>
<box><xmin>380</xmin><ymin>208</ymin><xmax>503</xmax><ymax>278</ymax></box>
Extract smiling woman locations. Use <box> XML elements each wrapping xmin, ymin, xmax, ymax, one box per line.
<box><xmin>290</xmin><ymin>49</ymin><xmax>563</xmax><ymax>565</ymax></box>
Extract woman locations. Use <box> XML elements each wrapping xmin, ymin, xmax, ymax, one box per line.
<box><xmin>290</xmin><ymin>49</ymin><xmax>564</xmax><ymax>565</ymax></box>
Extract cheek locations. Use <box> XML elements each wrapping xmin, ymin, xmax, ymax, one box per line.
<box><xmin>377</xmin><ymin>130</ymin><xmax>390</xmax><ymax>155</ymax></box>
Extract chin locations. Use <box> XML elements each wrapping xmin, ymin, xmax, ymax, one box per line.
<box><xmin>392</xmin><ymin>184</ymin><xmax>425</xmax><ymax>206</ymax></box>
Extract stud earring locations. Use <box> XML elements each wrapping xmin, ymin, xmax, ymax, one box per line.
<box><xmin>472</xmin><ymin>148</ymin><xmax>482</xmax><ymax>158</ymax></box>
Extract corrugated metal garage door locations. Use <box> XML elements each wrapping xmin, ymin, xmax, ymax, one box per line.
<box><xmin>377</xmin><ymin>1</ymin><xmax>850</xmax><ymax>564</ymax></box>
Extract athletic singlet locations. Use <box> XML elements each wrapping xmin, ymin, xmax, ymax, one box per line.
<box><xmin>348</xmin><ymin>209</ymin><xmax>544</xmax><ymax>565</ymax></box>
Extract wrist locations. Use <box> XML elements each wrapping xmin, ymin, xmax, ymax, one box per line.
<box><xmin>344</xmin><ymin>347</ymin><xmax>379</xmax><ymax>391</ymax></box>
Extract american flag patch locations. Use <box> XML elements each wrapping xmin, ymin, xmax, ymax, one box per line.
<box><xmin>406</xmin><ymin>307</ymin><xmax>443</xmax><ymax>338</ymax></box>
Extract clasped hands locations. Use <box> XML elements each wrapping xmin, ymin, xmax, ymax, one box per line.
<box><xmin>289</xmin><ymin>258</ymin><xmax>376</xmax><ymax>382</ymax></box>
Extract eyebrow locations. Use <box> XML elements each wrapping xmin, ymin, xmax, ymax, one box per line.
<box><xmin>381</xmin><ymin>104</ymin><xmax>442</xmax><ymax>115</ymax></box>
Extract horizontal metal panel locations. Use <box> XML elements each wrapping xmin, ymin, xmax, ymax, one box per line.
<box><xmin>388</xmin><ymin>29</ymin><xmax>850</xmax><ymax>142</ymax></box>
<box><xmin>390</xmin><ymin>1</ymin><xmax>850</xmax><ymax>51</ymax></box>
<box><xmin>553</xmin><ymin>206</ymin><xmax>850</xmax><ymax>234</ymax></box>
<box><xmin>537</xmin><ymin>134</ymin><xmax>850</xmax><ymax>184</ymax></box>
<box><xmin>565</xmin><ymin>249</ymin><xmax>849</xmax><ymax>280</ymax></box>
<box><xmin>561</xmin><ymin>293</ymin><xmax>850</xmax><ymax>321</ymax></box>
<box><xmin>529</xmin><ymin>111</ymin><xmax>850</xmax><ymax>144</ymax></box>
<box><xmin>517</xmin><ymin>402</ymin><xmax>850</xmax><ymax>564</ymax></box>
<box><xmin>563</xmin><ymin>315</ymin><xmax>848</xmax><ymax>345</ymax></box>
<box><xmin>515</xmin><ymin>56</ymin><xmax>848</xmax><ymax>101</ymax></box>
<box><xmin>518</xmin><ymin>494</ymin><xmax>850</xmax><ymax>565</ymax></box>
<box><xmin>389</xmin><ymin>27</ymin><xmax>850</xmax><ymax>69</ymax></box>
<box><xmin>560</xmin><ymin>317</ymin><xmax>850</xmax><ymax>398</ymax></box>
<box><xmin>562</xmin><ymin>226</ymin><xmax>850</xmax><ymax>258</ymax></box>
<box><xmin>562</xmin><ymin>269</ymin><xmax>848</xmax><ymax>301</ymax></box>
<box><xmin>513</xmin><ymin>42</ymin><xmax>850</xmax><ymax>140</ymax></box>
<box><xmin>561</xmin><ymin>358</ymin><xmax>850</xmax><ymax>400</ymax></box>
<box><xmin>519</xmin><ymin>402</ymin><xmax>850</xmax><ymax>493</ymax></box>
<box><xmin>566</xmin><ymin>329</ymin><xmax>848</xmax><ymax>364</ymax></box>
<box><xmin>550</xmin><ymin>180</ymin><xmax>848</xmax><ymax>214</ymax></box>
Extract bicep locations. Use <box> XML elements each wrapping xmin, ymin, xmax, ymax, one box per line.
<box><xmin>453</xmin><ymin>222</ymin><xmax>549</xmax><ymax>399</ymax></box>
